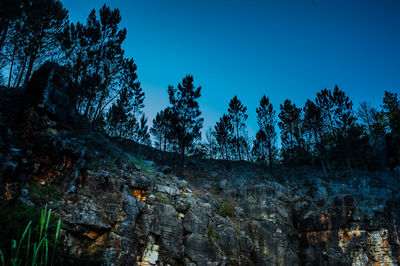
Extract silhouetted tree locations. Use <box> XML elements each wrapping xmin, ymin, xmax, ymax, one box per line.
<box><xmin>61</xmin><ymin>5</ymin><xmax>126</xmax><ymax>122</ymax></box>
<box><xmin>278</xmin><ymin>99</ymin><xmax>305</xmax><ymax>165</ymax></box>
<box><xmin>151</xmin><ymin>108</ymin><xmax>173</xmax><ymax>152</ymax></box>
<box><xmin>357</xmin><ymin>102</ymin><xmax>376</xmax><ymax>134</ymax></box>
<box><xmin>2</xmin><ymin>0</ymin><xmax>68</xmax><ymax>87</ymax></box>
<box><xmin>214</xmin><ymin>114</ymin><xmax>233</xmax><ymax>160</ymax></box>
<box><xmin>228</xmin><ymin>96</ymin><xmax>248</xmax><ymax>160</ymax></box>
<box><xmin>382</xmin><ymin>91</ymin><xmax>400</xmax><ymax>166</ymax></box>
<box><xmin>314</xmin><ymin>86</ymin><xmax>356</xmax><ymax>168</ymax></box>
<box><xmin>253</xmin><ymin>95</ymin><xmax>277</xmax><ymax>166</ymax></box>
<box><xmin>303</xmin><ymin>99</ymin><xmax>327</xmax><ymax>171</ymax></box>
<box><xmin>88</xmin><ymin>5</ymin><xmax>126</xmax><ymax>123</ymax></box>
<box><xmin>106</xmin><ymin>84</ymin><xmax>133</xmax><ymax>137</ymax></box>
<box><xmin>167</xmin><ymin>75</ymin><xmax>203</xmax><ymax>168</ymax></box>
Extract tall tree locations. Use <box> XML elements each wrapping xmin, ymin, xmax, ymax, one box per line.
<box><xmin>303</xmin><ymin>99</ymin><xmax>329</xmax><ymax>172</ymax></box>
<box><xmin>357</xmin><ymin>102</ymin><xmax>377</xmax><ymax>134</ymax></box>
<box><xmin>228</xmin><ymin>96</ymin><xmax>248</xmax><ymax>160</ymax></box>
<box><xmin>204</xmin><ymin>127</ymin><xmax>218</xmax><ymax>159</ymax></box>
<box><xmin>278</xmin><ymin>99</ymin><xmax>304</xmax><ymax>164</ymax></box>
<box><xmin>314</xmin><ymin>86</ymin><xmax>356</xmax><ymax>168</ymax></box>
<box><xmin>23</xmin><ymin>0</ymin><xmax>68</xmax><ymax>85</ymax></box>
<box><xmin>254</xmin><ymin>95</ymin><xmax>277</xmax><ymax>166</ymax></box>
<box><xmin>150</xmin><ymin>108</ymin><xmax>172</xmax><ymax>152</ymax></box>
<box><xmin>214</xmin><ymin>114</ymin><xmax>233</xmax><ymax>160</ymax></box>
<box><xmin>382</xmin><ymin>91</ymin><xmax>400</xmax><ymax>166</ymax></box>
<box><xmin>105</xmin><ymin>84</ymin><xmax>132</xmax><ymax>137</ymax></box>
<box><xmin>382</xmin><ymin>91</ymin><xmax>400</xmax><ymax>135</ymax></box>
<box><xmin>63</xmin><ymin>5</ymin><xmax>126</xmax><ymax>122</ymax></box>
<box><xmin>1</xmin><ymin>0</ymin><xmax>68</xmax><ymax>87</ymax></box>
<box><xmin>167</xmin><ymin>75</ymin><xmax>204</xmax><ymax>168</ymax></box>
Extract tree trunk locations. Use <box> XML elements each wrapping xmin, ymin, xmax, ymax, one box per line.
<box><xmin>14</xmin><ymin>55</ymin><xmax>27</xmax><ymax>88</ymax></box>
<box><xmin>321</xmin><ymin>159</ymin><xmax>329</xmax><ymax>178</ymax></box>
<box><xmin>92</xmin><ymin>92</ymin><xmax>106</xmax><ymax>123</ymax></box>
<box><xmin>23</xmin><ymin>53</ymin><xmax>37</xmax><ymax>87</ymax></box>
<box><xmin>0</xmin><ymin>23</ymin><xmax>8</xmax><ymax>51</ymax></box>
<box><xmin>268</xmin><ymin>141</ymin><xmax>272</xmax><ymax>168</ymax></box>
<box><xmin>83</xmin><ymin>98</ymin><xmax>93</xmax><ymax>117</ymax></box>
<box><xmin>7</xmin><ymin>47</ymin><xmax>16</xmax><ymax>88</ymax></box>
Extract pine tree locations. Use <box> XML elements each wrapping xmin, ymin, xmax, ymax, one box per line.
<box><xmin>204</xmin><ymin>127</ymin><xmax>217</xmax><ymax>159</ymax></box>
<box><xmin>382</xmin><ymin>91</ymin><xmax>400</xmax><ymax>166</ymax></box>
<box><xmin>66</xmin><ymin>5</ymin><xmax>126</xmax><ymax>122</ymax></box>
<box><xmin>105</xmin><ymin>84</ymin><xmax>132</xmax><ymax>137</ymax></box>
<box><xmin>150</xmin><ymin>108</ymin><xmax>172</xmax><ymax>152</ymax></box>
<box><xmin>278</xmin><ymin>99</ymin><xmax>303</xmax><ymax>164</ymax></box>
<box><xmin>2</xmin><ymin>0</ymin><xmax>68</xmax><ymax>87</ymax></box>
<box><xmin>167</xmin><ymin>75</ymin><xmax>203</xmax><ymax>167</ymax></box>
<box><xmin>303</xmin><ymin>99</ymin><xmax>329</xmax><ymax>172</ymax></box>
<box><xmin>382</xmin><ymin>91</ymin><xmax>400</xmax><ymax>135</ymax></box>
<box><xmin>228</xmin><ymin>96</ymin><xmax>248</xmax><ymax>160</ymax></box>
<box><xmin>254</xmin><ymin>95</ymin><xmax>277</xmax><ymax>166</ymax></box>
<box><xmin>214</xmin><ymin>114</ymin><xmax>233</xmax><ymax>160</ymax></box>
<box><xmin>314</xmin><ymin>86</ymin><xmax>356</xmax><ymax>168</ymax></box>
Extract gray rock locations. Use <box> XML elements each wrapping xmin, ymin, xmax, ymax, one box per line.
<box><xmin>161</xmin><ymin>165</ymin><xmax>172</xmax><ymax>174</ymax></box>
<box><xmin>134</xmin><ymin>164</ymin><xmax>142</xmax><ymax>171</ymax></box>
<box><xmin>219</xmin><ymin>179</ymin><xmax>228</xmax><ymax>189</ymax></box>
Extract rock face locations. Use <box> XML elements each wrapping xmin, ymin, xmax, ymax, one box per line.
<box><xmin>25</xmin><ymin>61</ymin><xmax>75</xmax><ymax>124</ymax></box>
<box><xmin>1</xmin><ymin>63</ymin><xmax>400</xmax><ymax>265</ymax></box>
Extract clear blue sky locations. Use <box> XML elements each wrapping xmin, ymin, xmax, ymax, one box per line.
<box><xmin>61</xmin><ymin>0</ymin><xmax>400</xmax><ymax>137</ymax></box>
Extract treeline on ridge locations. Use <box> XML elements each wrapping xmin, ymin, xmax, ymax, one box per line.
<box><xmin>0</xmin><ymin>0</ymin><xmax>399</xmax><ymax>172</ymax></box>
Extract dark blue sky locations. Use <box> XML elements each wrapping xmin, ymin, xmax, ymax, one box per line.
<box><xmin>61</xmin><ymin>0</ymin><xmax>400</xmax><ymax>136</ymax></box>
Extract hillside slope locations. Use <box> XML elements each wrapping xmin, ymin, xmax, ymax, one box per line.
<box><xmin>1</xmin><ymin>63</ymin><xmax>400</xmax><ymax>265</ymax></box>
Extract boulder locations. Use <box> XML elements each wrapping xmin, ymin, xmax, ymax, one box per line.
<box><xmin>25</xmin><ymin>62</ymin><xmax>75</xmax><ymax>124</ymax></box>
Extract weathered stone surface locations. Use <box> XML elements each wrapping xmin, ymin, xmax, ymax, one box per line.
<box><xmin>25</xmin><ymin>61</ymin><xmax>75</xmax><ymax>124</ymax></box>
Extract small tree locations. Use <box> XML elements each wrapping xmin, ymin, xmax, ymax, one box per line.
<box><xmin>228</xmin><ymin>96</ymin><xmax>248</xmax><ymax>160</ymax></box>
<box><xmin>150</xmin><ymin>108</ymin><xmax>173</xmax><ymax>152</ymax></box>
<box><xmin>278</xmin><ymin>99</ymin><xmax>304</xmax><ymax>165</ymax></box>
<box><xmin>167</xmin><ymin>75</ymin><xmax>203</xmax><ymax>169</ymax></box>
<box><xmin>214</xmin><ymin>114</ymin><xmax>233</xmax><ymax>160</ymax></box>
<box><xmin>254</xmin><ymin>95</ymin><xmax>277</xmax><ymax>166</ymax></box>
<box><xmin>382</xmin><ymin>91</ymin><xmax>400</xmax><ymax>166</ymax></box>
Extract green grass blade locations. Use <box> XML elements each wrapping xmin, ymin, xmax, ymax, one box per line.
<box><xmin>0</xmin><ymin>249</ymin><xmax>5</xmax><ymax>266</ymax></box>
<box><xmin>25</xmin><ymin>226</ymin><xmax>31</xmax><ymax>266</ymax></box>
<box><xmin>45</xmin><ymin>209</ymin><xmax>52</xmax><ymax>235</ymax></box>
<box><xmin>31</xmin><ymin>243</ymin><xmax>37</xmax><ymax>266</ymax></box>
<box><xmin>50</xmin><ymin>220</ymin><xmax>61</xmax><ymax>266</ymax></box>
<box><xmin>15</xmin><ymin>221</ymin><xmax>32</xmax><ymax>261</ymax></box>
<box><xmin>39</xmin><ymin>205</ymin><xmax>48</xmax><ymax>242</ymax></box>
<box><xmin>44</xmin><ymin>239</ymin><xmax>48</xmax><ymax>266</ymax></box>
<box><xmin>32</xmin><ymin>237</ymin><xmax>45</xmax><ymax>266</ymax></box>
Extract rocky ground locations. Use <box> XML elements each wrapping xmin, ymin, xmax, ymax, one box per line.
<box><xmin>1</xmin><ymin>63</ymin><xmax>400</xmax><ymax>265</ymax></box>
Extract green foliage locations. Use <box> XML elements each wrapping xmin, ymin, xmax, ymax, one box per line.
<box><xmin>167</xmin><ymin>75</ymin><xmax>204</xmax><ymax>160</ymax></box>
<box><xmin>150</xmin><ymin>108</ymin><xmax>173</xmax><ymax>152</ymax></box>
<box><xmin>254</xmin><ymin>95</ymin><xmax>277</xmax><ymax>167</ymax></box>
<box><xmin>214</xmin><ymin>114</ymin><xmax>233</xmax><ymax>160</ymax></box>
<box><xmin>228</xmin><ymin>95</ymin><xmax>248</xmax><ymax>161</ymax></box>
<box><xmin>154</xmin><ymin>193</ymin><xmax>171</xmax><ymax>205</ymax></box>
<box><xmin>207</xmin><ymin>226</ymin><xmax>220</xmax><ymax>241</ymax></box>
<box><xmin>0</xmin><ymin>201</ymin><xmax>105</xmax><ymax>266</ymax></box>
<box><xmin>29</xmin><ymin>182</ymin><xmax>63</xmax><ymax>205</ymax></box>
<box><xmin>219</xmin><ymin>200</ymin><xmax>234</xmax><ymax>218</ymax></box>
<box><xmin>0</xmin><ymin>204</ymin><xmax>61</xmax><ymax>266</ymax></box>
<box><xmin>142</xmin><ymin>166</ymin><xmax>153</xmax><ymax>175</ymax></box>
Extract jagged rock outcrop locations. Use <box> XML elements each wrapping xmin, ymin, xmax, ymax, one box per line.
<box><xmin>1</xmin><ymin>63</ymin><xmax>400</xmax><ymax>265</ymax></box>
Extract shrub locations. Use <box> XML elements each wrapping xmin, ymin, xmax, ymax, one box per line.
<box><xmin>207</xmin><ymin>226</ymin><xmax>220</xmax><ymax>241</ymax></box>
<box><xmin>29</xmin><ymin>181</ymin><xmax>63</xmax><ymax>205</ymax></box>
<box><xmin>219</xmin><ymin>201</ymin><xmax>234</xmax><ymax>218</ymax></box>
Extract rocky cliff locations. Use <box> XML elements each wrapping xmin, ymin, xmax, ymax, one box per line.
<box><xmin>1</xmin><ymin>63</ymin><xmax>400</xmax><ymax>265</ymax></box>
